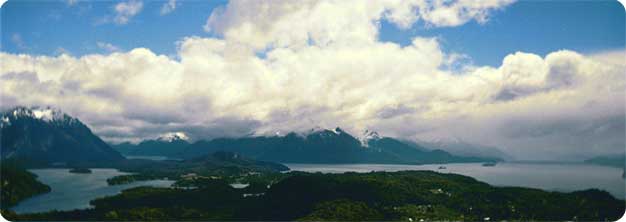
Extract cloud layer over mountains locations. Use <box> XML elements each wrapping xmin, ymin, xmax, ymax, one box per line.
<box><xmin>1</xmin><ymin>0</ymin><xmax>624</xmax><ymax>160</ymax></box>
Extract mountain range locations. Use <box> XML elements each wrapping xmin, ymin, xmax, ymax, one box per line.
<box><xmin>114</xmin><ymin>128</ymin><xmax>506</xmax><ymax>164</ymax></box>
<box><xmin>584</xmin><ymin>154</ymin><xmax>625</xmax><ymax>168</ymax></box>
<box><xmin>0</xmin><ymin>107</ymin><xmax>124</xmax><ymax>166</ymax></box>
<box><xmin>1</xmin><ymin>106</ymin><xmax>497</xmax><ymax>166</ymax></box>
<box><xmin>113</xmin><ymin>128</ymin><xmax>500</xmax><ymax>164</ymax></box>
<box><xmin>113</xmin><ymin>132</ymin><xmax>190</xmax><ymax>157</ymax></box>
<box><xmin>416</xmin><ymin>138</ymin><xmax>512</xmax><ymax>161</ymax></box>
<box><xmin>173</xmin><ymin>128</ymin><xmax>496</xmax><ymax>164</ymax></box>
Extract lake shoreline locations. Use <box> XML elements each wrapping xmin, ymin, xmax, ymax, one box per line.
<box><xmin>9</xmin><ymin>168</ymin><xmax>174</xmax><ymax>214</ymax></box>
<box><xmin>10</xmin><ymin>162</ymin><xmax>625</xmax><ymax>214</ymax></box>
<box><xmin>284</xmin><ymin>162</ymin><xmax>626</xmax><ymax>199</ymax></box>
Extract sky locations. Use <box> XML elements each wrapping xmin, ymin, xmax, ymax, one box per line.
<box><xmin>0</xmin><ymin>0</ymin><xmax>624</xmax><ymax>160</ymax></box>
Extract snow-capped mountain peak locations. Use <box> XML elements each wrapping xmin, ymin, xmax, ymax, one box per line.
<box><xmin>360</xmin><ymin>129</ymin><xmax>381</xmax><ymax>147</ymax></box>
<box><xmin>1</xmin><ymin>106</ymin><xmax>125</xmax><ymax>163</ymax></box>
<box><xmin>32</xmin><ymin>107</ymin><xmax>65</xmax><ymax>121</ymax></box>
<box><xmin>2</xmin><ymin>106</ymin><xmax>77</xmax><ymax>128</ymax></box>
<box><xmin>1</xmin><ymin>116</ymin><xmax>10</xmax><ymax>127</ymax></box>
<box><xmin>157</xmin><ymin>132</ymin><xmax>189</xmax><ymax>142</ymax></box>
<box><xmin>332</xmin><ymin>127</ymin><xmax>344</xmax><ymax>134</ymax></box>
<box><xmin>292</xmin><ymin>126</ymin><xmax>346</xmax><ymax>139</ymax></box>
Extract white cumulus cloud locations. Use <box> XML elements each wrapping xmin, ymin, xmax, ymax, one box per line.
<box><xmin>96</xmin><ymin>41</ymin><xmax>121</xmax><ymax>53</ymax></box>
<box><xmin>203</xmin><ymin>0</ymin><xmax>515</xmax><ymax>50</ymax></box>
<box><xmin>0</xmin><ymin>0</ymin><xmax>623</xmax><ymax>160</ymax></box>
<box><xmin>113</xmin><ymin>0</ymin><xmax>143</xmax><ymax>25</ymax></box>
<box><xmin>160</xmin><ymin>0</ymin><xmax>177</xmax><ymax>15</ymax></box>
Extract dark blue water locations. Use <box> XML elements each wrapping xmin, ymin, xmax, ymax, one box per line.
<box><xmin>10</xmin><ymin>168</ymin><xmax>174</xmax><ymax>214</ymax></box>
<box><xmin>12</xmin><ymin>163</ymin><xmax>624</xmax><ymax>214</ymax></box>
<box><xmin>285</xmin><ymin>162</ymin><xmax>625</xmax><ymax>199</ymax></box>
<box><xmin>124</xmin><ymin>155</ymin><xmax>182</xmax><ymax>161</ymax></box>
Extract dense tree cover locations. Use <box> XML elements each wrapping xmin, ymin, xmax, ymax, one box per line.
<box><xmin>106</xmin><ymin>151</ymin><xmax>289</xmax><ymax>185</ymax></box>
<box><xmin>298</xmin><ymin>199</ymin><xmax>384</xmax><ymax>221</ymax></box>
<box><xmin>0</xmin><ymin>161</ymin><xmax>50</xmax><ymax>209</ymax></box>
<box><xmin>7</xmin><ymin>170</ymin><xmax>624</xmax><ymax>221</ymax></box>
<box><xmin>107</xmin><ymin>174</ymin><xmax>165</xmax><ymax>185</ymax></box>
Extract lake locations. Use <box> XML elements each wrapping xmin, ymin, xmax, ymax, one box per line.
<box><xmin>285</xmin><ymin>162</ymin><xmax>626</xmax><ymax>199</ymax></box>
<box><xmin>10</xmin><ymin>163</ymin><xmax>624</xmax><ymax>214</ymax></box>
<box><xmin>124</xmin><ymin>155</ymin><xmax>182</xmax><ymax>161</ymax></box>
<box><xmin>10</xmin><ymin>168</ymin><xmax>174</xmax><ymax>214</ymax></box>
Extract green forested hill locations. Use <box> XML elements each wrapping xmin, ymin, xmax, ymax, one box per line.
<box><xmin>105</xmin><ymin>151</ymin><xmax>289</xmax><ymax>185</ymax></box>
<box><xmin>0</xmin><ymin>162</ymin><xmax>50</xmax><ymax>209</ymax></box>
<box><xmin>9</xmin><ymin>170</ymin><xmax>624</xmax><ymax>221</ymax></box>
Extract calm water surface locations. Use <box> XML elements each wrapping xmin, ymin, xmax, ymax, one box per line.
<box><xmin>124</xmin><ymin>155</ymin><xmax>182</xmax><ymax>161</ymax></box>
<box><xmin>12</xmin><ymin>163</ymin><xmax>624</xmax><ymax>213</ymax></box>
<box><xmin>285</xmin><ymin>162</ymin><xmax>626</xmax><ymax>199</ymax></box>
<box><xmin>10</xmin><ymin>168</ymin><xmax>174</xmax><ymax>214</ymax></box>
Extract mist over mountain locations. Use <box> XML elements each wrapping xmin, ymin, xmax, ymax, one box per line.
<box><xmin>188</xmin><ymin>151</ymin><xmax>289</xmax><ymax>172</ymax></box>
<box><xmin>112</xmin><ymin>132</ymin><xmax>190</xmax><ymax>157</ymax></box>
<box><xmin>0</xmin><ymin>107</ymin><xmax>124</xmax><ymax>166</ymax></box>
<box><xmin>584</xmin><ymin>154</ymin><xmax>625</xmax><ymax>168</ymax></box>
<box><xmin>416</xmin><ymin>138</ymin><xmax>512</xmax><ymax>161</ymax></box>
<box><xmin>0</xmin><ymin>106</ymin><xmax>499</xmax><ymax>165</ymax></box>
<box><xmin>177</xmin><ymin>128</ymin><xmax>495</xmax><ymax>164</ymax></box>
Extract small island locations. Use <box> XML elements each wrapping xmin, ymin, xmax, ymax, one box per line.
<box><xmin>69</xmin><ymin>168</ymin><xmax>92</xmax><ymax>174</ymax></box>
<box><xmin>482</xmin><ymin>162</ymin><xmax>497</xmax><ymax>167</ymax></box>
<box><xmin>8</xmin><ymin>170</ymin><xmax>625</xmax><ymax>221</ymax></box>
